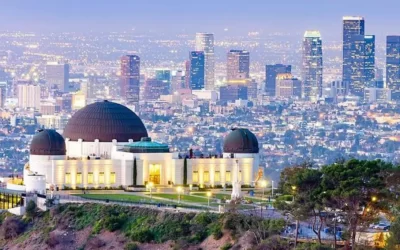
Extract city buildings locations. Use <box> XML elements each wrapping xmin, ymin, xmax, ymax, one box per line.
<box><xmin>0</xmin><ymin>82</ymin><xmax>6</xmax><ymax>108</ymax></box>
<box><xmin>17</xmin><ymin>82</ymin><xmax>41</xmax><ymax>109</ymax></box>
<box><xmin>189</xmin><ymin>51</ymin><xmax>205</xmax><ymax>90</ymax></box>
<box><xmin>227</xmin><ymin>50</ymin><xmax>250</xmax><ymax>82</ymax></box>
<box><xmin>275</xmin><ymin>73</ymin><xmax>302</xmax><ymax>98</ymax></box>
<box><xmin>195</xmin><ymin>33</ymin><xmax>215</xmax><ymax>90</ymax></box>
<box><xmin>302</xmin><ymin>31</ymin><xmax>323</xmax><ymax>102</ymax></box>
<box><xmin>220</xmin><ymin>85</ymin><xmax>248</xmax><ymax>102</ymax></box>
<box><xmin>46</xmin><ymin>62</ymin><xmax>70</xmax><ymax>92</ymax></box>
<box><xmin>171</xmin><ymin>70</ymin><xmax>186</xmax><ymax>92</ymax></box>
<box><xmin>143</xmin><ymin>78</ymin><xmax>168</xmax><ymax>101</ymax></box>
<box><xmin>364</xmin><ymin>88</ymin><xmax>391</xmax><ymax>103</ymax></box>
<box><xmin>265</xmin><ymin>64</ymin><xmax>292</xmax><ymax>97</ymax></box>
<box><xmin>120</xmin><ymin>55</ymin><xmax>140</xmax><ymax>105</ymax></box>
<box><xmin>342</xmin><ymin>16</ymin><xmax>375</xmax><ymax>97</ymax></box>
<box><xmin>155</xmin><ymin>69</ymin><xmax>171</xmax><ymax>94</ymax></box>
<box><xmin>386</xmin><ymin>36</ymin><xmax>400</xmax><ymax>100</ymax></box>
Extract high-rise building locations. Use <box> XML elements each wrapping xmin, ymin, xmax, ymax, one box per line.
<box><xmin>386</xmin><ymin>36</ymin><xmax>400</xmax><ymax>100</ymax></box>
<box><xmin>220</xmin><ymin>85</ymin><xmax>248</xmax><ymax>102</ymax></box>
<box><xmin>364</xmin><ymin>88</ymin><xmax>391</xmax><ymax>103</ymax></box>
<box><xmin>120</xmin><ymin>55</ymin><xmax>140</xmax><ymax>105</ymax></box>
<box><xmin>275</xmin><ymin>73</ymin><xmax>302</xmax><ymax>98</ymax></box>
<box><xmin>171</xmin><ymin>70</ymin><xmax>186</xmax><ymax>92</ymax></box>
<box><xmin>189</xmin><ymin>51</ymin><xmax>205</xmax><ymax>90</ymax></box>
<box><xmin>195</xmin><ymin>33</ymin><xmax>215</xmax><ymax>90</ymax></box>
<box><xmin>17</xmin><ymin>82</ymin><xmax>41</xmax><ymax>109</ymax></box>
<box><xmin>155</xmin><ymin>69</ymin><xmax>171</xmax><ymax>94</ymax></box>
<box><xmin>265</xmin><ymin>64</ymin><xmax>291</xmax><ymax>96</ymax></box>
<box><xmin>342</xmin><ymin>16</ymin><xmax>375</xmax><ymax>96</ymax></box>
<box><xmin>0</xmin><ymin>81</ymin><xmax>6</xmax><ymax>108</ymax></box>
<box><xmin>143</xmin><ymin>78</ymin><xmax>169</xmax><ymax>101</ymax></box>
<box><xmin>46</xmin><ymin>62</ymin><xmax>70</xmax><ymax>92</ymax></box>
<box><xmin>227</xmin><ymin>50</ymin><xmax>250</xmax><ymax>82</ymax></box>
<box><xmin>302</xmin><ymin>31</ymin><xmax>323</xmax><ymax>101</ymax></box>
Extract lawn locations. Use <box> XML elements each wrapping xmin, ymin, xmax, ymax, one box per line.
<box><xmin>149</xmin><ymin>193</ymin><xmax>209</xmax><ymax>203</ymax></box>
<box><xmin>191</xmin><ymin>192</ymin><xmax>271</xmax><ymax>204</ymax></box>
<box><xmin>73</xmin><ymin>193</ymin><xmax>151</xmax><ymax>203</ymax></box>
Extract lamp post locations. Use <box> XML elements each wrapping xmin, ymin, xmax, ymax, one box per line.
<box><xmin>271</xmin><ymin>180</ymin><xmax>274</xmax><ymax>197</ymax></box>
<box><xmin>292</xmin><ymin>185</ymin><xmax>297</xmax><ymax>202</ymax></box>
<box><xmin>147</xmin><ymin>182</ymin><xmax>154</xmax><ymax>200</ymax></box>
<box><xmin>177</xmin><ymin>186</ymin><xmax>183</xmax><ymax>204</ymax></box>
<box><xmin>207</xmin><ymin>191</ymin><xmax>212</xmax><ymax>207</ymax></box>
<box><xmin>261</xmin><ymin>180</ymin><xmax>267</xmax><ymax>198</ymax></box>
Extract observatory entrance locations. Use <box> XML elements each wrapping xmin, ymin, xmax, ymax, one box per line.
<box><xmin>149</xmin><ymin>164</ymin><xmax>161</xmax><ymax>185</ymax></box>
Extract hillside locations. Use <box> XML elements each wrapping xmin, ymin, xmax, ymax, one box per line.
<box><xmin>0</xmin><ymin>203</ymin><xmax>287</xmax><ymax>250</ymax></box>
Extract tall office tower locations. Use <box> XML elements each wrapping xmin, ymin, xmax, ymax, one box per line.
<box><xmin>46</xmin><ymin>62</ymin><xmax>70</xmax><ymax>92</ymax></box>
<box><xmin>226</xmin><ymin>50</ymin><xmax>250</xmax><ymax>82</ymax></box>
<box><xmin>265</xmin><ymin>64</ymin><xmax>292</xmax><ymax>96</ymax></box>
<box><xmin>0</xmin><ymin>82</ymin><xmax>6</xmax><ymax>108</ymax></box>
<box><xmin>143</xmin><ymin>78</ymin><xmax>168</xmax><ymax>101</ymax></box>
<box><xmin>342</xmin><ymin>16</ymin><xmax>375</xmax><ymax>96</ymax></box>
<box><xmin>155</xmin><ymin>69</ymin><xmax>171</xmax><ymax>94</ymax></box>
<box><xmin>220</xmin><ymin>85</ymin><xmax>248</xmax><ymax>102</ymax></box>
<box><xmin>386</xmin><ymin>36</ymin><xmax>400</xmax><ymax>100</ymax></box>
<box><xmin>120</xmin><ymin>55</ymin><xmax>140</xmax><ymax>105</ymax></box>
<box><xmin>171</xmin><ymin>70</ymin><xmax>186</xmax><ymax>92</ymax></box>
<box><xmin>189</xmin><ymin>51</ymin><xmax>205</xmax><ymax>90</ymax></box>
<box><xmin>195</xmin><ymin>33</ymin><xmax>215</xmax><ymax>90</ymax></box>
<box><xmin>185</xmin><ymin>60</ymin><xmax>191</xmax><ymax>89</ymax></box>
<box><xmin>302</xmin><ymin>31</ymin><xmax>323</xmax><ymax>102</ymax></box>
<box><xmin>275</xmin><ymin>73</ymin><xmax>302</xmax><ymax>98</ymax></box>
<box><xmin>17</xmin><ymin>82</ymin><xmax>41</xmax><ymax>109</ymax></box>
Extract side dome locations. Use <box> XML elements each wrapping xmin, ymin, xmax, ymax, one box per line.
<box><xmin>223</xmin><ymin>128</ymin><xmax>259</xmax><ymax>154</ymax></box>
<box><xmin>63</xmin><ymin>100</ymin><xmax>148</xmax><ymax>142</ymax></box>
<box><xmin>30</xmin><ymin>129</ymin><xmax>66</xmax><ymax>155</ymax></box>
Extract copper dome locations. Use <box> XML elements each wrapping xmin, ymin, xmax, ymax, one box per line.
<box><xmin>63</xmin><ymin>100</ymin><xmax>148</xmax><ymax>142</ymax></box>
<box><xmin>30</xmin><ymin>129</ymin><xmax>66</xmax><ymax>155</ymax></box>
<box><xmin>223</xmin><ymin>128</ymin><xmax>259</xmax><ymax>154</ymax></box>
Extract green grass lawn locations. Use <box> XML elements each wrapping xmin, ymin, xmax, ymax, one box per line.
<box><xmin>191</xmin><ymin>192</ymin><xmax>272</xmax><ymax>204</ymax></box>
<box><xmin>149</xmin><ymin>193</ymin><xmax>209</xmax><ymax>203</ymax></box>
<box><xmin>74</xmin><ymin>193</ymin><xmax>151</xmax><ymax>203</ymax></box>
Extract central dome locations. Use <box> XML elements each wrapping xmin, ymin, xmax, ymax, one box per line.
<box><xmin>223</xmin><ymin>128</ymin><xmax>259</xmax><ymax>154</ymax></box>
<box><xmin>63</xmin><ymin>100</ymin><xmax>148</xmax><ymax>142</ymax></box>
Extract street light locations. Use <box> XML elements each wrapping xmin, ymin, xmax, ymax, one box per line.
<box><xmin>291</xmin><ymin>186</ymin><xmax>297</xmax><ymax>202</ymax></box>
<box><xmin>371</xmin><ymin>196</ymin><xmax>378</xmax><ymax>202</ymax></box>
<box><xmin>177</xmin><ymin>186</ymin><xmax>183</xmax><ymax>204</ymax></box>
<box><xmin>260</xmin><ymin>180</ymin><xmax>267</xmax><ymax>198</ymax></box>
<box><xmin>207</xmin><ymin>191</ymin><xmax>212</xmax><ymax>207</ymax></box>
<box><xmin>146</xmin><ymin>182</ymin><xmax>154</xmax><ymax>200</ymax></box>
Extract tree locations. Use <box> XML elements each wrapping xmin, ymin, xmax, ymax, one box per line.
<box><xmin>25</xmin><ymin>200</ymin><xmax>37</xmax><ymax>221</ymax></box>
<box><xmin>133</xmin><ymin>158</ymin><xmax>137</xmax><ymax>186</ymax></box>
<box><xmin>183</xmin><ymin>157</ymin><xmax>187</xmax><ymax>186</ymax></box>
<box><xmin>321</xmin><ymin>159</ymin><xmax>392</xmax><ymax>250</ymax></box>
<box><xmin>386</xmin><ymin>215</ymin><xmax>400</xmax><ymax>249</ymax></box>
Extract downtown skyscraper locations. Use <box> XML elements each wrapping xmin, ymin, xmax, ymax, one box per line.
<box><xmin>189</xmin><ymin>51</ymin><xmax>205</xmax><ymax>90</ymax></box>
<box><xmin>342</xmin><ymin>16</ymin><xmax>375</xmax><ymax>97</ymax></box>
<box><xmin>226</xmin><ymin>50</ymin><xmax>250</xmax><ymax>82</ymax></box>
<box><xmin>120</xmin><ymin>55</ymin><xmax>140</xmax><ymax>105</ymax></box>
<box><xmin>386</xmin><ymin>36</ymin><xmax>400</xmax><ymax>100</ymax></box>
<box><xmin>195</xmin><ymin>33</ymin><xmax>215</xmax><ymax>90</ymax></box>
<box><xmin>265</xmin><ymin>64</ymin><xmax>292</xmax><ymax>97</ymax></box>
<box><xmin>302</xmin><ymin>31</ymin><xmax>323</xmax><ymax>102</ymax></box>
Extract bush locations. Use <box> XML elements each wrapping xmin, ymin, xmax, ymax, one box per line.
<box><xmin>103</xmin><ymin>213</ymin><xmax>128</xmax><ymax>232</ymax></box>
<box><xmin>26</xmin><ymin>200</ymin><xmax>37</xmax><ymax>219</ymax></box>
<box><xmin>0</xmin><ymin>217</ymin><xmax>26</xmax><ymax>239</ymax></box>
<box><xmin>131</xmin><ymin>229</ymin><xmax>154</xmax><ymax>243</ymax></box>
<box><xmin>209</xmin><ymin>222</ymin><xmax>223</xmax><ymax>240</ymax></box>
<box><xmin>124</xmin><ymin>242</ymin><xmax>139</xmax><ymax>250</ymax></box>
<box><xmin>220</xmin><ymin>242</ymin><xmax>232</xmax><ymax>250</ymax></box>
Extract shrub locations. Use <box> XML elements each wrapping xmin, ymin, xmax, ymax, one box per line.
<box><xmin>0</xmin><ymin>217</ymin><xmax>26</xmax><ymax>239</ymax></box>
<box><xmin>103</xmin><ymin>213</ymin><xmax>128</xmax><ymax>232</ymax></box>
<box><xmin>25</xmin><ymin>200</ymin><xmax>37</xmax><ymax>219</ymax></box>
<box><xmin>220</xmin><ymin>242</ymin><xmax>232</xmax><ymax>250</ymax></box>
<box><xmin>124</xmin><ymin>242</ymin><xmax>139</xmax><ymax>250</ymax></box>
<box><xmin>131</xmin><ymin>229</ymin><xmax>154</xmax><ymax>243</ymax></box>
<box><xmin>209</xmin><ymin>222</ymin><xmax>223</xmax><ymax>240</ymax></box>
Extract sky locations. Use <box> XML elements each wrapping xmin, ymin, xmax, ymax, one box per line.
<box><xmin>0</xmin><ymin>0</ymin><xmax>399</xmax><ymax>39</ymax></box>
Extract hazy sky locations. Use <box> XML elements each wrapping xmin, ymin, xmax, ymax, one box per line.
<box><xmin>0</xmin><ymin>0</ymin><xmax>399</xmax><ymax>38</ymax></box>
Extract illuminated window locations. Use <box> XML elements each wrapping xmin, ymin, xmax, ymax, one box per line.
<box><xmin>65</xmin><ymin>173</ymin><xmax>71</xmax><ymax>184</ymax></box>
<box><xmin>99</xmin><ymin>172</ymin><xmax>105</xmax><ymax>184</ymax></box>
<box><xmin>76</xmin><ymin>172</ymin><xmax>82</xmax><ymax>184</ymax></box>
<box><xmin>226</xmin><ymin>171</ymin><xmax>231</xmax><ymax>182</ymax></box>
<box><xmin>110</xmin><ymin>172</ymin><xmax>116</xmax><ymax>184</ymax></box>
<box><xmin>192</xmin><ymin>171</ymin><xmax>199</xmax><ymax>183</ymax></box>
<box><xmin>88</xmin><ymin>172</ymin><xmax>94</xmax><ymax>184</ymax></box>
<box><xmin>204</xmin><ymin>171</ymin><xmax>210</xmax><ymax>183</ymax></box>
<box><xmin>214</xmin><ymin>171</ymin><xmax>220</xmax><ymax>182</ymax></box>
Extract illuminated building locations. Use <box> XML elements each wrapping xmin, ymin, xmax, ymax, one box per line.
<box><xmin>302</xmin><ymin>31</ymin><xmax>323</xmax><ymax>102</ymax></box>
<box><xmin>155</xmin><ymin>69</ymin><xmax>171</xmax><ymax>94</ymax></box>
<box><xmin>24</xmin><ymin>101</ymin><xmax>259</xmax><ymax>189</ymax></box>
<box><xmin>265</xmin><ymin>64</ymin><xmax>291</xmax><ymax>97</ymax></box>
<box><xmin>120</xmin><ymin>55</ymin><xmax>140</xmax><ymax>105</ymax></box>
<box><xmin>189</xmin><ymin>51</ymin><xmax>205</xmax><ymax>90</ymax></box>
<box><xmin>17</xmin><ymin>82</ymin><xmax>41</xmax><ymax>109</ymax></box>
<box><xmin>0</xmin><ymin>82</ymin><xmax>6</xmax><ymax>108</ymax></box>
<box><xmin>195</xmin><ymin>33</ymin><xmax>215</xmax><ymax>90</ymax></box>
<box><xmin>143</xmin><ymin>78</ymin><xmax>168</xmax><ymax>101</ymax></box>
<box><xmin>275</xmin><ymin>73</ymin><xmax>302</xmax><ymax>98</ymax></box>
<box><xmin>227</xmin><ymin>50</ymin><xmax>250</xmax><ymax>81</ymax></box>
<box><xmin>364</xmin><ymin>88</ymin><xmax>391</xmax><ymax>103</ymax></box>
<box><xmin>386</xmin><ymin>36</ymin><xmax>400</xmax><ymax>100</ymax></box>
<box><xmin>46</xmin><ymin>62</ymin><xmax>70</xmax><ymax>92</ymax></box>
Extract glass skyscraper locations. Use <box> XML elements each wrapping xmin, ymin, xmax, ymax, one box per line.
<box><xmin>120</xmin><ymin>55</ymin><xmax>140</xmax><ymax>105</ymax></box>
<box><xmin>226</xmin><ymin>50</ymin><xmax>250</xmax><ymax>82</ymax></box>
<box><xmin>195</xmin><ymin>33</ymin><xmax>215</xmax><ymax>90</ymax></box>
<box><xmin>155</xmin><ymin>69</ymin><xmax>171</xmax><ymax>94</ymax></box>
<box><xmin>302</xmin><ymin>30</ymin><xmax>323</xmax><ymax>102</ymax></box>
<box><xmin>265</xmin><ymin>64</ymin><xmax>291</xmax><ymax>96</ymax></box>
<box><xmin>386</xmin><ymin>36</ymin><xmax>400</xmax><ymax>100</ymax></box>
<box><xmin>342</xmin><ymin>16</ymin><xmax>375</xmax><ymax>97</ymax></box>
<box><xmin>189</xmin><ymin>51</ymin><xmax>205</xmax><ymax>90</ymax></box>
